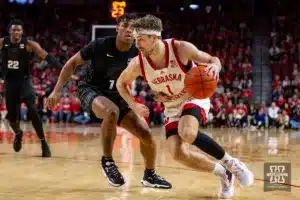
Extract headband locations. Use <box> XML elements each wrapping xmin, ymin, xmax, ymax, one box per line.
<box><xmin>133</xmin><ymin>29</ymin><xmax>161</xmax><ymax>36</ymax></box>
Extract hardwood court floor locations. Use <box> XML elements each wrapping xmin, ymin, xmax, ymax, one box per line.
<box><xmin>0</xmin><ymin>122</ymin><xmax>299</xmax><ymax>200</ymax></box>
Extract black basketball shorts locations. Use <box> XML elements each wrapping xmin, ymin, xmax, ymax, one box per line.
<box><xmin>164</xmin><ymin>99</ymin><xmax>210</xmax><ymax>139</ymax></box>
<box><xmin>5</xmin><ymin>76</ymin><xmax>37</xmax><ymax>121</ymax></box>
<box><xmin>76</xmin><ymin>82</ymin><xmax>131</xmax><ymax>125</ymax></box>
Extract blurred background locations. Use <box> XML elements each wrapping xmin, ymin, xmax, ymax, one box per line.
<box><xmin>0</xmin><ymin>0</ymin><xmax>299</xmax><ymax>130</ymax></box>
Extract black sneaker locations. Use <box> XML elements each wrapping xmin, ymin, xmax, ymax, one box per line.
<box><xmin>141</xmin><ymin>170</ymin><xmax>172</xmax><ymax>189</ymax></box>
<box><xmin>13</xmin><ymin>131</ymin><xmax>23</xmax><ymax>152</ymax></box>
<box><xmin>41</xmin><ymin>141</ymin><xmax>51</xmax><ymax>157</ymax></box>
<box><xmin>101</xmin><ymin>158</ymin><xmax>125</xmax><ymax>187</ymax></box>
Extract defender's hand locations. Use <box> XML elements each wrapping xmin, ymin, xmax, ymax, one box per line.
<box><xmin>130</xmin><ymin>102</ymin><xmax>150</xmax><ymax>117</ymax></box>
<box><xmin>47</xmin><ymin>91</ymin><xmax>61</xmax><ymax>110</ymax></box>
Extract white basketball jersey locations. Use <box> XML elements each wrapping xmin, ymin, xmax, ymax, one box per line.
<box><xmin>138</xmin><ymin>39</ymin><xmax>210</xmax><ymax>118</ymax></box>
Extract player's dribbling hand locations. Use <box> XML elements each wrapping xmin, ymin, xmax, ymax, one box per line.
<box><xmin>130</xmin><ymin>103</ymin><xmax>150</xmax><ymax>117</ymax></box>
<box><xmin>205</xmin><ymin>63</ymin><xmax>221</xmax><ymax>81</ymax></box>
<box><xmin>47</xmin><ymin>91</ymin><xmax>61</xmax><ymax>110</ymax></box>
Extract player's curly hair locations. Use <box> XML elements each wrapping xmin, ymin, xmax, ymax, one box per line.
<box><xmin>117</xmin><ymin>13</ymin><xmax>138</xmax><ymax>25</ymax></box>
<box><xmin>8</xmin><ymin>19</ymin><xmax>24</xmax><ymax>29</ymax></box>
<box><xmin>132</xmin><ymin>14</ymin><xmax>163</xmax><ymax>32</ymax></box>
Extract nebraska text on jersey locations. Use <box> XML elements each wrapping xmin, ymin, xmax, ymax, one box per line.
<box><xmin>151</xmin><ymin>73</ymin><xmax>182</xmax><ymax>84</ymax></box>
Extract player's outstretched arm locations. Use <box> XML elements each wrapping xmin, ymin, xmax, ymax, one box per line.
<box><xmin>47</xmin><ymin>52</ymin><xmax>85</xmax><ymax>109</ymax></box>
<box><xmin>52</xmin><ymin>52</ymin><xmax>84</xmax><ymax>93</ymax></box>
<box><xmin>177</xmin><ymin>40</ymin><xmax>222</xmax><ymax>80</ymax></box>
<box><xmin>47</xmin><ymin>40</ymin><xmax>96</xmax><ymax>109</ymax></box>
<box><xmin>27</xmin><ymin>40</ymin><xmax>63</xmax><ymax>68</ymax></box>
<box><xmin>116</xmin><ymin>57</ymin><xmax>150</xmax><ymax>117</ymax></box>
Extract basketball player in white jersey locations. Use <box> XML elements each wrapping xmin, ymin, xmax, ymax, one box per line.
<box><xmin>117</xmin><ymin>15</ymin><xmax>254</xmax><ymax>198</ymax></box>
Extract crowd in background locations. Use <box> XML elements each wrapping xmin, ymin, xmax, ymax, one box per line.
<box><xmin>269</xmin><ymin>5</ymin><xmax>300</xmax><ymax>129</ymax></box>
<box><xmin>0</xmin><ymin>2</ymin><xmax>299</xmax><ymax>130</ymax></box>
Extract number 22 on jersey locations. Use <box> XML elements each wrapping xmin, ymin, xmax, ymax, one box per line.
<box><xmin>7</xmin><ymin>60</ymin><xmax>19</xmax><ymax>69</ymax></box>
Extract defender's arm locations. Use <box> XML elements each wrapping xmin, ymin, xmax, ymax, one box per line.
<box><xmin>52</xmin><ymin>40</ymin><xmax>96</xmax><ymax>92</ymax></box>
<box><xmin>116</xmin><ymin>56</ymin><xmax>142</xmax><ymax>108</ymax></box>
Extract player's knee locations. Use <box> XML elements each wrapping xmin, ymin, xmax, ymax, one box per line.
<box><xmin>168</xmin><ymin>143</ymin><xmax>188</xmax><ymax>161</ymax></box>
<box><xmin>178</xmin><ymin>125</ymin><xmax>198</xmax><ymax>143</ymax></box>
<box><xmin>103</xmin><ymin>107</ymin><xmax>120</xmax><ymax>123</ymax></box>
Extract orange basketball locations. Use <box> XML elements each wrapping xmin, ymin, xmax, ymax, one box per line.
<box><xmin>184</xmin><ymin>64</ymin><xmax>217</xmax><ymax>99</ymax></box>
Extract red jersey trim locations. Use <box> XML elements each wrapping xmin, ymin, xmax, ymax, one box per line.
<box><xmin>138</xmin><ymin>52</ymin><xmax>147</xmax><ymax>83</ymax></box>
<box><xmin>171</xmin><ymin>38</ymin><xmax>189</xmax><ymax>73</ymax></box>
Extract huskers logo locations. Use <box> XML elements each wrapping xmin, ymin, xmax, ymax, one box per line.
<box><xmin>151</xmin><ymin>73</ymin><xmax>182</xmax><ymax>84</ymax></box>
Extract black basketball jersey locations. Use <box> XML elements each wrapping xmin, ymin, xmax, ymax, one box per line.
<box><xmin>80</xmin><ymin>36</ymin><xmax>138</xmax><ymax>96</ymax></box>
<box><xmin>1</xmin><ymin>36</ymin><xmax>31</xmax><ymax>79</ymax></box>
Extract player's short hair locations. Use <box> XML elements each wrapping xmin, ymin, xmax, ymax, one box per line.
<box><xmin>8</xmin><ymin>19</ymin><xmax>24</xmax><ymax>29</ymax></box>
<box><xmin>117</xmin><ymin>13</ymin><xmax>138</xmax><ymax>25</ymax></box>
<box><xmin>132</xmin><ymin>14</ymin><xmax>163</xmax><ymax>33</ymax></box>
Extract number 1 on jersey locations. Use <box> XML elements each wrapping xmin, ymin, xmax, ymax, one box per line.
<box><xmin>109</xmin><ymin>80</ymin><xmax>115</xmax><ymax>90</ymax></box>
<box><xmin>166</xmin><ymin>85</ymin><xmax>174</xmax><ymax>95</ymax></box>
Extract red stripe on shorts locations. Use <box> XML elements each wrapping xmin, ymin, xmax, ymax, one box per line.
<box><xmin>164</xmin><ymin>121</ymin><xmax>178</xmax><ymax>133</ymax></box>
<box><xmin>183</xmin><ymin>103</ymin><xmax>208</xmax><ymax>123</ymax></box>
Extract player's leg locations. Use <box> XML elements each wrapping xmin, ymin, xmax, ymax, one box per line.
<box><xmin>77</xmin><ymin>84</ymin><xmax>124</xmax><ymax>187</ymax></box>
<box><xmin>165</xmin><ymin>121</ymin><xmax>234</xmax><ymax>198</ymax></box>
<box><xmin>5</xmin><ymin>83</ymin><xmax>23</xmax><ymax>152</ymax></box>
<box><xmin>178</xmin><ymin>100</ymin><xmax>254</xmax><ymax>188</ymax></box>
<box><xmin>119</xmin><ymin>110</ymin><xmax>171</xmax><ymax>189</ymax></box>
<box><xmin>22</xmin><ymin>77</ymin><xmax>51</xmax><ymax>157</ymax></box>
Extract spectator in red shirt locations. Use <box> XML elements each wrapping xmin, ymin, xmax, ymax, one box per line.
<box><xmin>59</xmin><ymin>95</ymin><xmax>72</xmax><ymax>122</ymax></box>
<box><xmin>276</xmin><ymin>95</ymin><xmax>286</xmax><ymax>108</ymax></box>
<box><xmin>283</xmin><ymin>103</ymin><xmax>292</xmax><ymax>116</ymax></box>
<box><xmin>71</xmin><ymin>96</ymin><xmax>81</xmax><ymax>116</ymax></box>
<box><xmin>236</xmin><ymin>100</ymin><xmax>248</xmax><ymax>115</ymax></box>
<box><xmin>51</xmin><ymin>102</ymin><xmax>61</xmax><ymax>123</ymax></box>
<box><xmin>272</xmin><ymin>75</ymin><xmax>281</xmax><ymax>89</ymax></box>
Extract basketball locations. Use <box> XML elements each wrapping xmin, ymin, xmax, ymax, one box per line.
<box><xmin>184</xmin><ymin>64</ymin><xmax>217</xmax><ymax>99</ymax></box>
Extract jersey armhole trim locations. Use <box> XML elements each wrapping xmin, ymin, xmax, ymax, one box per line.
<box><xmin>170</xmin><ymin>39</ymin><xmax>188</xmax><ymax>74</ymax></box>
<box><xmin>138</xmin><ymin>52</ymin><xmax>148</xmax><ymax>83</ymax></box>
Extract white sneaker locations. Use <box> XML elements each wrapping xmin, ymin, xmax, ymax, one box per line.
<box><xmin>219</xmin><ymin>169</ymin><xmax>235</xmax><ymax>199</ymax></box>
<box><xmin>226</xmin><ymin>158</ymin><xmax>254</xmax><ymax>188</ymax></box>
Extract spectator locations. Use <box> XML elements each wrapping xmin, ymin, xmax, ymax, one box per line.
<box><xmin>20</xmin><ymin>103</ymin><xmax>28</xmax><ymax>121</ymax></box>
<box><xmin>290</xmin><ymin>105</ymin><xmax>300</xmax><ymax>129</ymax></box>
<box><xmin>253</xmin><ymin>108</ymin><xmax>267</xmax><ymax>129</ymax></box>
<box><xmin>277</xmin><ymin>110</ymin><xmax>290</xmax><ymax>129</ymax></box>
<box><xmin>215</xmin><ymin>107</ymin><xmax>227</xmax><ymax>127</ymax></box>
<box><xmin>73</xmin><ymin>111</ymin><xmax>91</xmax><ymax>125</ymax></box>
<box><xmin>268</xmin><ymin>102</ymin><xmax>280</xmax><ymax>127</ymax></box>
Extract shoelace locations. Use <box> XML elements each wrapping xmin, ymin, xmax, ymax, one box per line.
<box><xmin>221</xmin><ymin>173</ymin><xmax>231</xmax><ymax>189</ymax></box>
<box><xmin>230</xmin><ymin>159</ymin><xmax>245</xmax><ymax>178</ymax></box>
<box><xmin>107</xmin><ymin>163</ymin><xmax>121</xmax><ymax>177</ymax></box>
<box><xmin>151</xmin><ymin>173</ymin><xmax>165</xmax><ymax>182</ymax></box>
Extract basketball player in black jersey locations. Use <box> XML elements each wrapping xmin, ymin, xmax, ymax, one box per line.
<box><xmin>47</xmin><ymin>14</ymin><xmax>171</xmax><ymax>188</ymax></box>
<box><xmin>0</xmin><ymin>19</ymin><xmax>62</xmax><ymax>157</ymax></box>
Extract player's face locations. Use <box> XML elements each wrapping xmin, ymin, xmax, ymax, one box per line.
<box><xmin>117</xmin><ymin>21</ymin><xmax>134</xmax><ymax>44</ymax></box>
<box><xmin>135</xmin><ymin>35</ymin><xmax>156</xmax><ymax>57</ymax></box>
<box><xmin>10</xmin><ymin>25</ymin><xmax>23</xmax><ymax>40</ymax></box>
